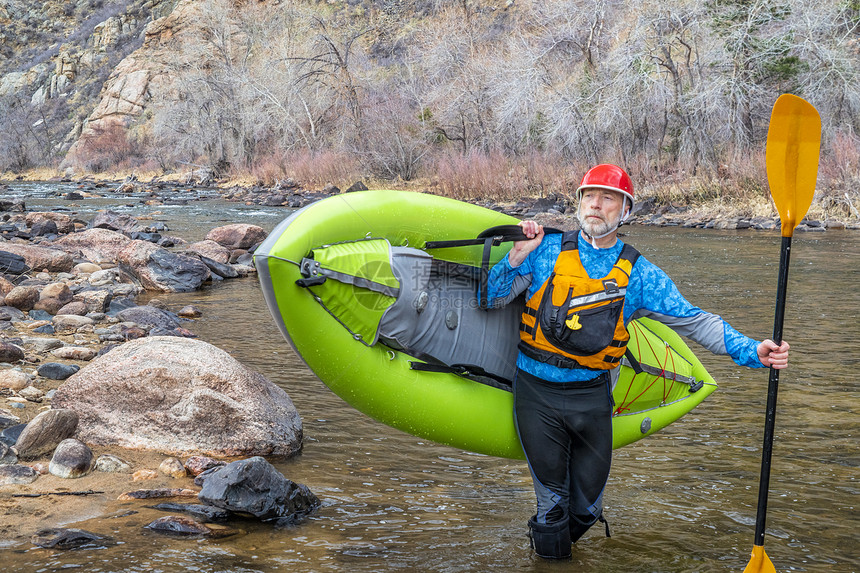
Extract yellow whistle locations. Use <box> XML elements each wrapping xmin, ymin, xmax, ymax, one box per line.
<box><xmin>565</xmin><ymin>314</ymin><xmax>582</xmax><ymax>330</ymax></box>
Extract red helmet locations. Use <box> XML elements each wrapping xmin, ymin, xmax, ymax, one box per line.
<box><xmin>576</xmin><ymin>164</ymin><xmax>634</xmax><ymax>211</ymax></box>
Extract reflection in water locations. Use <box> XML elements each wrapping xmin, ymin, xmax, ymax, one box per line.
<box><xmin>1</xmin><ymin>187</ymin><xmax>857</xmax><ymax>572</ymax></box>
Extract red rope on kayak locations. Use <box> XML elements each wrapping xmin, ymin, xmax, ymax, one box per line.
<box><xmin>615</xmin><ymin>321</ymin><xmax>678</xmax><ymax>414</ymax></box>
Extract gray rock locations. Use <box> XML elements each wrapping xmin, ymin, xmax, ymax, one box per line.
<box><xmin>52</xmin><ymin>337</ymin><xmax>303</xmax><ymax>458</ymax></box>
<box><xmin>0</xmin><ymin>408</ymin><xmax>21</xmax><ymax>430</ymax></box>
<box><xmin>0</xmin><ymin>463</ymin><xmax>38</xmax><ymax>484</ymax></box>
<box><xmin>31</xmin><ymin>528</ymin><xmax>114</xmax><ymax>549</ymax></box>
<box><xmin>14</xmin><ymin>409</ymin><xmax>79</xmax><ymax>459</ymax></box>
<box><xmin>0</xmin><ymin>306</ymin><xmax>26</xmax><ymax>321</ymax></box>
<box><xmin>0</xmin><ymin>442</ymin><xmax>18</xmax><ymax>465</ymax></box>
<box><xmin>0</xmin><ymin>250</ymin><xmax>30</xmax><ymax>275</ymax></box>
<box><xmin>143</xmin><ymin>515</ymin><xmax>238</xmax><ymax>538</ymax></box>
<box><xmin>37</xmin><ymin>362</ymin><xmax>81</xmax><ymax>380</ymax></box>
<box><xmin>199</xmin><ymin>255</ymin><xmax>239</xmax><ymax>279</ymax></box>
<box><xmin>27</xmin><ymin>337</ymin><xmax>64</xmax><ymax>353</ymax></box>
<box><xmin>1</xmin><ymin>423</ymin><xmax>26</xmax><ymax>447</ymax></box>
<box><xmin>115</xmin><ymin>305</ymin><xmax>181</xmax><ymax>331</ymax></box>
<box><xmin>149</xmin><ymin>502</ymin><xmax>230</xmax><ymax>522</ymax></box>
<box><xmin>197</xmin><ymin>456</ymin><xmax>320</xmax><ymax>524</ymax></box>
<box><xmin>117</xmin><ymin>240</ymin><xmax>210</xmax><ymax>292</ymax></box>
<box><xmin>49</xmin><ymin>438</ymin><xmax>94</xmax><ymax>478</ymax></box>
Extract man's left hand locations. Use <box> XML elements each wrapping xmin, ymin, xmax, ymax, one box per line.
<box><xmin>757</xmin><ymin>339</ymin><xmax>790</xmax><ymax>369</ymax></box>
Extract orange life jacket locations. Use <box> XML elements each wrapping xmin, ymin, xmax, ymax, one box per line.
<box><xmin>518</xmin><ymin>235</ymin><xmax>640</xmax><ymax>370</ymax></box>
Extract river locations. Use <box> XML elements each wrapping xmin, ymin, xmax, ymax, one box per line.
<box><xmin>1</xmin><ymin>182</ymin><xmax>857</xmax><ymax>572</ymax></box>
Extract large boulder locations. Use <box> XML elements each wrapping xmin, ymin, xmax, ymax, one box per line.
<box><xmin>205</xmin><ymin>224</ymin><xmax>268</xmax><ymax>250</ymax></box>
<box><xmin>51</xmin><ymin>228</ymin><xmax>133</xmax><ymax>265</ymax></box>
<box><xmin>25</xmin><ymin>212</ymin><xmax>75</xmax><ymax>234</ymax></box>
<box><xmin>51</xmin><ymin>337</ymin><xmax>303</xmax><ymax>457</ymax></box>
<box><xmin>0</xmin><ymin>244</ymin><xmax>73</xmax><ymax>273</ymax></box>
<box><xmin>116</xmin><ymin>240</ymin><xmax>210</xmax><ymax>292</ymax></box>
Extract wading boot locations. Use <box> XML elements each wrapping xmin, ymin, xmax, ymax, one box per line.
<box><xmin>528</xmin><ymin>515</ymin><xmax>571</xmax><ymax>560</ymax></box>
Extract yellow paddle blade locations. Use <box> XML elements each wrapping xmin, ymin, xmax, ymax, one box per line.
<box><xmin>766</xmin><ymin>94</ymin><xmax>822</xmax><ymax>237</ymax></box>
<box><xmin>743</xmin><ymin>544</ymin><xmax>777</xmax><ymax>573</ymax></box>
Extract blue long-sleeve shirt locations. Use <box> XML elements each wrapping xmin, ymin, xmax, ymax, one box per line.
<box><xmin>486</xmin><ymin>232</ymin><xmax>765</xmax><ymax>383</ymax></box>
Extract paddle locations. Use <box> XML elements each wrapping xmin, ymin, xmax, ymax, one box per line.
<box><xmin>743</xmin><ymin>94</ymin><xmax>821</xmax><ymax>573</ymax></box>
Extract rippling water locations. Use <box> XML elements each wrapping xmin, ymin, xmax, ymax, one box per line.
<box><xmin>2</xmin><ymin>182</ymin><xmax>857</xmax><ymax>572</ymax></box>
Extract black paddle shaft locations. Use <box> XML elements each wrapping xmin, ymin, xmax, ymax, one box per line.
<box><xmin>753</xmin><ymin>235</ymin><xmax>792</xmax><ymax>546</ymax></box>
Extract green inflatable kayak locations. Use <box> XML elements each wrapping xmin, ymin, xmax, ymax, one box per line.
<box><xmin>254</xmin><ymin>190</ymin><xmax>717</xmax><ymax>459</ymax></box>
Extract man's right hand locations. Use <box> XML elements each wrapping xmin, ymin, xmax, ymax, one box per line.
<box><xmin>508</xmin><ymin>220</ymin><xmax>544</xmax><ymax>267</ymax></box>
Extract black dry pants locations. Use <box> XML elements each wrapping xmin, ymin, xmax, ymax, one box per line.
<box><xmin>514</xmin><ymin>369</ymin><xmax>613</xmax><ymax>545</ymax></box>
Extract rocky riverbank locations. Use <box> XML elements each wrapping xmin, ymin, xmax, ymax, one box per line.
<box><xmin>0</xmin><ymin>195</ymin><xmax>321</xmax><ymax>548</ymax></box>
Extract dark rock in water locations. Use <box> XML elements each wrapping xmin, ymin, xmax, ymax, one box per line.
<box><xmin>116</xmin><ymin>305</ymin><xmax>181</xmax><ymax>331</ymax></box>
<box><xmin>193</xmin><ymin>465</ymin><xmax>223</xmax><ymax>487</ymax></box>
<box><xmin>107</xmin><ymin>297</ymin><xmax>138</xmax><ymax>316</ymax></box>
<box><xmin>15</xmin><ymin>409</ymin><xmax>79</xmax><ymax>460</ymax></box>
<box><xmin>199</xmin><ymin>255</ymin><xmax>238</xmax><ymax>279</ymax></box>
<box><xmin>197</xmin><ymin>456</ymin><xmax>320</xmax><ymax>524</ymax></box>
<box><xmin>49</xmin><ymin>438</ymin><xmax>94</xmax><ymax>478</ymax></box>
<box><xmin>118</xmin><ymin>241</ymin><xmax>210</xmax><ymax>292</ymax></box>
<box><xmin>0</xmin><ymin>250</ymin><xmax>30</xmax><ymax>275</ymax></box>
<box><xmin>31</xmin><ymin>528</ymin><xmax>114</xmax><ymax>549</ymax></box>
<box><xmin>0</xmin><ymin>198</ymin><xmax>25</xmax><ymax>212</ymax></box>
<box><xmin>149</xmin><ymin>502</ymin><xmax>231</xmax><ymax>522</ymax></box>
<box><xmin>37</xmin><ymin>362</ymin><xmax>81</xmax><ymax>380</ymax></box>
<box><xmin>117</xmin><ymin>488</ymin><xmax>199</xmax><ymax>500</ymax></box>
<box><xmin>92</xmin><ymin>210</ymin><xmax>143</xmax><ymax>235</ymax></box>
<box><xmin>0</xmin><ymin>463</ymin><xmax>38</xmax><ymax>484</ymax></box>
<box><xmin>0</xmin><ymin>341</ymin><xmax>25</xmax><ymax>362</ymax></box>
<box><xmin>1</xmin><ymin>423</ymin><xmax>26</xmax><ymax>446</ymax></box>
<box><xmin>130</xmin><ymin>231</ymin><xmax>162</xmax><ymax>243</ymax></box>
<box><xmin>64</xmin><ymin>192</ymin><xmax>84</xmax><ymax>201</ymax></box>
<box><xmin>144</xmin><ymin>515</ymin><xmax>238</xmax><ymax>538</ymax></box>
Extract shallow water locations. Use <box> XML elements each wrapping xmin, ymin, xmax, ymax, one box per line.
<box><xmin>1</xmin><ymin>183</ymin><xmax>858</xmax><ymax>572</ymax></box>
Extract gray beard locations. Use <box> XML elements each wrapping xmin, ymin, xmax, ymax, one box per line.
<box><xmin>578</xmin><ymin>213</ymin><xmax>615</xmax><ymax>237</ymax></box>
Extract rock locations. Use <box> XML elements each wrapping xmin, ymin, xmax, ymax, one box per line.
<box><xmin>117</xmin><ymin>488</ymin><xmax>199</xmax><ymax>500</ymax></box>
<box><xmin>0</xmin><ymin>369</ymin><xmax>29</xmax><ymax>390</ymax></box>
<box><xmin>52</xmin><ymin>337</ymin><xmax>303</xmax><ymax>457</ymax></box>
<box><xmin>159</xmin><ymin>457</ymin><xmax>187</xmax><ymax>478</ymax></box>
<box><xmin>74</xmin><ymin>289</ymin><xmax>113</xmax><ymax>313</ymax></box>
<box><xmin>205</xmin><ymin>224</ymin><xmax>268</xmax><ymax>250</ymax></box>
<box><xmin>49</xmin><ymin>438</ymin><xmax>94</xmax><ymax>478</ymax></box>
<box><xmin>18</xmin><ymin>385</ymin><xmax>44</xmax><ymax>402</ymax></box>
<box><xmin>4</xmin><ymin>286</ymin><xmax>40</xmax><ymax>311</ymax></box>
<box><xmin>94</xmin><ymin>454</ymin><xmax>133</xmax><ymax>473</ymax></box>
<box><xmin>0</xmin><ymin>408</ymin><xmax>21</xmax><ymax>430</ymax></box>
<box><xmin>132</xmin><ymin>469</ymin><xmax>159</xmax><ymax>481</ymax></box>
<box><xmin>39</xmin><ymin>282</ymin><xmax>73</xmax><ymax>305</ymax></box>
<box><xmin>25</xmin><ymin>212</ymin><xmax>75</xmax><ymax>234</ymax></box>
<box><xmin>0</xmin><ymin>244</ymin><xmax>74</xmax><ymax>273</ymax></box>
<box><xmin>0</xmin><ymin>341</ymin><xmax>25</xmax><ymax>363</ymax></box>
<box><xmin>89</xmin><ymin>267</ymin><xmax>121</xmax><ymax>285</ymax></box>
<box><xmin>0</xmin><ymin>307</ymin><xmax>27</xmax><ymax>322</ymax></box>
<box><xmin>52</xmin><ymin>315</ymin><xmax>95</xmax><ymax>330</ymax></box>
<box><xmin>31</xmin><ymin>528</ymin><xmax>114</xmax><ymax>550</ymax></box>
<box><xmin>73</xmin><ymin>262</ymin><xmax>102</xmax><ymax>274</ymax></box>
<box><xmin>55</xmin><ymin>301</ymin><xmax>89</xmax><ymax>316</ymax></box>
<box><xmin>0</xmin><ymin>464</ymin><xmax>39</xmax><ymax>484</ymax></box>
<box><xmin>115</xmin><ymin>305</ymin><xmax>181</xmax><ymax>331</ymax></box>
<box><xmin>177</xmin><ymin>305</ymin><xmax>202</xmax><ymax>318</ymax></box>
<box><xmin>0</xmin><ymin>442</ymin><xmax>17</xmax><ymax>465</ymax></box>
<box><xmin>0</xmin><ymin>250</ymin><xmax>30</xmax><ymax>275</ymax></box>
<box><xmin>143</xmin><ymin>515</ymin><xmax>238</xmax><ymax>538</ymax></box>
<box><xmin>91</xmin><ymin>210</ymin><xmax>144</xmax><ymax>234</ymax></box>
<box><xmin>52</xmin><ymin>228</ymin><xmax>133</xmax><ymax>265</ymax></box>
<box><xmin>26</xmin><ymin>337</ymin><xmax>63</xmax><ymax>353</ymax></box>
<box><xmin>50</xmin><ymin>346</ymin><xmax>97</xmax><ymax>361</ymax></box>
<box><xmin>117</xmin><ymin>240</ymin><xmax>210</xmax><ymax>292</ymax></box>
<box><xmin>33</xmin><ymin>297</ymin><xmax>66</xmax><ymax>315</ymax></box>
<box><xmin>149</xmin><ymin>502</ymin><xmax>230</xmax><ymax>521</ymax></box>
<box><xmin>37</xmin><ymin>362</ymin><xmax>81</xmax><ymax>380</ymax></box>
<box><xmin>1</xmin><ymin>423</ymin><xmax>26</xmax><ymax>446</ymax></box>
<box><xmin>0</xmin><ymin>276</ymin><xmax>15</xmax><ymax>295</ymax></box>
<box><xmin>30</xmin><ymin>219</ymin><xmax>58</xmax><ymax>236</ymax></box>
<box><xmin>345</xmin><ymin>181</ymin><xmax>369</xmax><ymax>193</ymax></box>
<box><xmin>187</xmin><ymin>239</ymin><xmax>230</xmax><ymax>263</ymax></box>
<box><xmin>198</xmin><ymin>457</ymin><xmax>320</xmax><ymax>524</ymax></box>
<box><xmin>14</xmin><ymin>409</ymin><xmax>79</xmax><ymax>459</ymax></box>
<box><xmin>199</xmin><ymin>255</ymin><xmax>239</xmax><ymax>278</ymax></box>
<box><xmin>184</xmin><ymin>455</ymin><xmax>225</xmax><ymax>476</ymax></box>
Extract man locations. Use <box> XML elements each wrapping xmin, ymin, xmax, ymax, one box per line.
<box><xmin>484</xmin><ymin>164</ymin><xmax>790</xmax><ymax>559</ymax></box>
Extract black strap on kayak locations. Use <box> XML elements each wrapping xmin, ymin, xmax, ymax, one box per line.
<box><xmin>409</xmin><ymin>360</ymin><xmax>513</xmax><ymax>392</ymax></box>
<box><xmin>425</xmin><ymin>225</ymin><xmax>563</xmax><ymax>310</ymax></box>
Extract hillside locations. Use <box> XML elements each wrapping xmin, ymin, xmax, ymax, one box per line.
<box><xmin>0</xmin><ymin>0</ymin><xmax>858</xmax><ymax>221</ymax></box>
